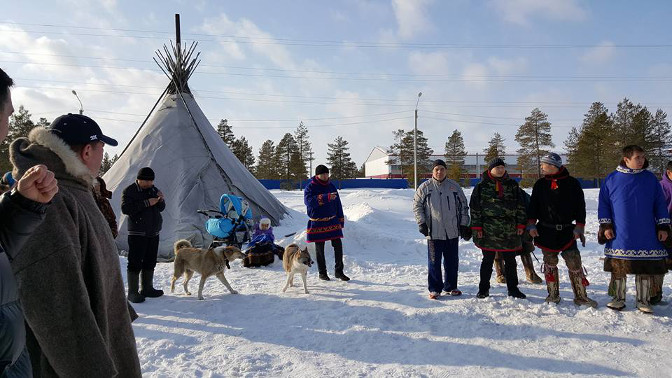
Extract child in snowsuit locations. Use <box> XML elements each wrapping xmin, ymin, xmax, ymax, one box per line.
<box><xmin>244</xmin><ymin>218</ymin><xmax>284</xmax><ymax>267</ymax></box>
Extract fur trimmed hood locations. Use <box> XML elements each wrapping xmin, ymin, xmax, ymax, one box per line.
<box><xmin>10</xmin><ymin>127</ymin><xmax>95</xmax><ymax>186</ymax></box>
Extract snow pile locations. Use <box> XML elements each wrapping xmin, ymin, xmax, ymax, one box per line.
<box><xmin>128</xmin><ymin>189</ymin><xmax>672</xmax><ymax>377</ymax></box>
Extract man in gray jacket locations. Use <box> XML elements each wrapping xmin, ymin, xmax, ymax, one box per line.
<box><xmin>0</xmin><ymin>68</ymin><xmax>58</xmax><ymax>378</ymax></box>
<box><xmin>10</xmin><ymin>113</ymin><xmax>142</xmax><ymax>377</ymax></box>
<box><xmin>413</xmin><ymin>159</ymin><xmax>471</xmax><ymax>299</ymax></box>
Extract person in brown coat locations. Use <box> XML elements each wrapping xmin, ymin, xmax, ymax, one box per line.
<box><xmin>93</xmin><ymin>176</ymin><xmax>118</xmax><ymax>238</ymax></box>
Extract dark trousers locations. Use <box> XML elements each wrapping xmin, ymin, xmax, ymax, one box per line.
<box><xmin>479</xmin><ymin>250</ymin><xmax>519</xmax><ymax>293</ymax></box>
<box><xmin>315</xmin><ymin>238</ymin><xmax>344</xmax><ymax>275</ymax></box>
<box><xmin>427</xmin><ymin>238</ymin><xmax>459</xmax><ymax>293</ymax></box>
<box><xmin>127</xmin><ymin>235</ymin><xmax>159</xmax><ymax>273</ymax></box>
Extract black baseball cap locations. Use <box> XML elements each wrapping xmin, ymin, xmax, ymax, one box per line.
<box><xmin>49</xmin><ymin>113</ymin><xmax>118</xmax><ymax>146</ymax></box>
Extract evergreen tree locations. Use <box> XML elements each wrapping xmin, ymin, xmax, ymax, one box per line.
<box><xmin>444</xmin><ymin>129</ymin><xmax>466</xmax><ymax>184</ymax></box>
<box><xmin>648</xmin><ymin>109</ymin><xmax>671</xmax><ymax>173</ymax></box>
<box><xmin>231</xmin><ymin>136</ymin><xmax>256</xmax><ymax>172</ymax></box>
<box><xmin>1</xmin><ymin>105</ymin><xmax>35</xmax><ymax>172</ymax></box>
<box><xmin>611</xmin><ymin>98</ymin><xmax>643</xmax><ymax>149</ymax></box>
<box><xmin>484</xmin><ymin>133</ymin><xmax>506</xmax><ymax>163</ymax></box>
<box><xmin>36</xmin><ymin>117</ymin><xmax>50</xmax><ymax>127</ymax></box>
<box><xmin>294</xmin><ymin>121</ymin><xmax>312</xmax><ymax>178</ymax></box>
<box><xmin>99</xmin><ymin>153</ymin><xmax>119</xmax><ymax>176</ymax></box>
<box><xmin>327</xmin><ymin>136</ymin><xmax>358</xmax><ymax>180</ymax></box>
<box><xmin>275</xmin><ymin>133</ymin><xmax>302</xmax><ymax>181</ymax></box>
<box><xmin>217</xmin><ymin>119</ymin><xmax>235</xmax><ymax>148</ymax></box>
<box><xmin>256</xmin><ymin>140</ymin><xmax>277</xmax><ymax>179</ymax></box>
<box><xmin>515</xmin><ymin>108</ymin><xmax>554</xmax><ymax>180</ymax></box>
<box><xmin>387</xmin><ymin>129</ymin><xmax>433</xmax><ymax>181</ymax></box>
<box><xmin>565</xmin><ymin>102</ymin><xmax>613</xmax><ymax>185</ymax></box>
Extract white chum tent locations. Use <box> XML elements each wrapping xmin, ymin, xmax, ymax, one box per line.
<box><xmin>103</xmin><ymin>36</ymin><xmax>287</xmax><ymax>258</ymax></box>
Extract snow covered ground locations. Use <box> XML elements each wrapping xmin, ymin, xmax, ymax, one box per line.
<box><xmin>127</xmin><ymin>188</ymin><xmax>672</xmax><ymax>377</ymax></box>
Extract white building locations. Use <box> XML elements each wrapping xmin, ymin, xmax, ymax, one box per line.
<box><xmin>364</xmin><ymin>146</ymin><xmax>403</xmax><ymax>178</ymax></box>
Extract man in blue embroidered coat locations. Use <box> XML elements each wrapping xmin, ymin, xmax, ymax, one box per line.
<box><xmin>528</xmin><ymin>153</ymin><xmax>597</xmax><ymax>307</ymax></box>
<box><xmin>304</xmin><ymin>165</ymin><xmax>350</xmax><ymax>281</ymax></box>
<box><xmin>413</xmin><ymin>159</ymin><xmax>471</xmax><ymax>300</ymax></box>
<box><xmin>652</xmin><ymin>160</ymin><xmax>672</xmax><ymax>304</ymax></box>
<box><xmin>599</xmin><ymin>145</ymin><xmax>669</xmax><ymax>313</ymax></box>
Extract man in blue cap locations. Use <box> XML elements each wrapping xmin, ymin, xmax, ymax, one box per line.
<box><xmin>9</xmin><ymin>113</ymin><xmax>142</xmax><ymax>377</ymax></box>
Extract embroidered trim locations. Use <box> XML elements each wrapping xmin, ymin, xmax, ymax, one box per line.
<box><xmin>598</xmin><ymin>218</ymin><xmax>612</xmax><ymax>224</ymax></box>
<box><xmin>604</xmin><ymin>248</ymin><xmax>668</xmax><ymax>259</ymax></box>
<box><xmin>307</xmin><ymin>224</ymin><xmax>343</xmax><ymax>234</ymax></box>
<box><xmin>656</xmin><ymin>218</ymin><xmax>671</xmax><ymax>225</ymax></box>
<box><xmin>309</xmin><ymin>215</ymin><xmax>336</xmax><ymax>222</ymax></box>
<box><xmin>616</xmin><ymin>166</ymin><xmax>645</xmax><ymax>174</ymax></box>
<box><xmin>317</xmin><ymin>193</ymin><xmax>325</xmax><ymax>206</ymax></box>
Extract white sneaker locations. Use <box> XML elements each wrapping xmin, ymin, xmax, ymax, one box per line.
<box><xmin>428</xmin><ymin>292</ymin><xmax>440</xmax><ymax>300</ymax></box>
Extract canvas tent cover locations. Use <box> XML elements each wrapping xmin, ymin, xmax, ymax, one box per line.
<box><xmin>104</xmin><ymin>93</ymin><xmax>287</xmax><ymax>258</ymax></box>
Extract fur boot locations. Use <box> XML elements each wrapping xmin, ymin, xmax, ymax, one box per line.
<box><xmin>542</xmin><ymin>263</ymin><xmax>561</xmax><ymax>304</ymax></box>
<box><xmin>127</xmin><ymin>271</ymin><xmax>145</xmax><ymax>303</ymax></box>
<box><xmin>650</xmin><ymin>274</ymin><xmax>664</xmax><ymax>305</ymax></box>
<box><xmin>635</xmin><ymin>275</ymin><xmax>654</xmax><ymax>314</ymax></box>
<box><xmin>569</xmin><ymin>268</ymin><xmax>597</xmax><ymax>308</ymax></box>
<box><xmin>607</xmin><ymin>276</ymin><xmax>626</xmax><ymax>311</ymax></box>
<box><xmin>520</xmin><ymin>253</ymin><xmax>542</xmax><ymax>284</ymax></box>
<box><xmin>494</xmin><ymin>255</ymin><xmax>506</xmax><ymax>284</ymax></box>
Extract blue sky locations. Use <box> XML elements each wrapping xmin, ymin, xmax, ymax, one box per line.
<box><xmin>2</xmin><ymin>0</ymin><xmax>671</xmax><ymax>167</ymax></box>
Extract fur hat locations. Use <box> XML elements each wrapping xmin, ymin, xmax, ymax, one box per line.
<box><xmin>488</xmin><ymin>158</ymin><xmax>506</xmax><ymax>170</ymax></box>
<box><xmin>432</xmin><ymin>159</ymin><xmax>447</xmax><ymax>169</ymax></box>
<box><xmin>540</xmin><ymin>153</ymin><xmax>562</xmax><ymax>168</ymax></box>
<box><xmin>315</xmin><ymin>165</ymin><xmax>329</xmax><ymax>176</ymax></box>
<box><xmin>137</xmin><ymin>167</ymin><xmax>155</xmax><ymax>181</ymax></box>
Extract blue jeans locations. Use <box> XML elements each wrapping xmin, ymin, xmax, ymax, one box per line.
<box><xmin>427</xmin><ymin>238</ymin><xmax>459</xmax><ymax>293</ymax></box>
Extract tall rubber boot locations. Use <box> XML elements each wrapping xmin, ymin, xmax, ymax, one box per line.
<box><xmin>636</xmin><ymin>275</ymin><xmax>653</xmax><ymax>314</ymax></box>
<box><xmin>315</xmin><ymin>242</ymin><xmax>330</xmax><ymax>280</ymax></box>
<box><xmin>569</xmin><ymin>268</ymin><xmax>597</xmax><ymax>307</ymax></box>
<box><xmin>607</xmin><ymin>276</ymin><xmax>626</xmax><ymax>310</ymax></box>
<box><xmin>494</xmin><ymin>253</ymin><xmax>506</xmax><ymax>284</ymax></box>
<box><xmin>542</xmin><ymin>263</ymin><xmax>560</xmax><ymax>304</ymax></box>
<box><xmin>650</xmin><ymin>274</ymin><xmax>664</xmax><ymax>305</ymax></box>
<box><xmin>140</xmin><ymin>270</ymin><xmax>164</xmax><ymax>298</ymax></box>
<box><xmin>127</xmin><ymin>271</ymin><xmax>145</xmax><ymax>303</ymax></box>
<box><xmin>520</xmin><ymin>253</ymin><xmax>543</xmax><ymax>284</ymax></box>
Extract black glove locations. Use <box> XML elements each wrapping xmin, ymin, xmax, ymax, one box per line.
<box><xmin>459</xmin><ymin>226</ymin><xmax>472</xmax><ymax>241</ymax></box>
<box><xmin>419</xmin><ymin>223</ymin><xmax>429</xmax><ymax>236</ymax></box>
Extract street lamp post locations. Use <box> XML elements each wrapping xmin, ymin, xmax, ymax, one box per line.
<box><xmin>71</xmin><ymin>90</ymin><xmax>83</xmax><ymax>115</ymax></box>
<box><xmin>413</xmin><ymin>92</ymin><xmax>422</xmax><ymax>189</ymax></box>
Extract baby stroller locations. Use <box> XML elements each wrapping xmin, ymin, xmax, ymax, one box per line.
<box><xmin>198</xmin><ymin>194</ymin><xmax>254</xmax><ymax>249</ymax></box>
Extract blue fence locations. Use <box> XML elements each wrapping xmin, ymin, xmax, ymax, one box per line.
<box><xmin>259</xmin><ymin>178</ymin><xmax>410</xmax><ymax>190</ymax></box>
<box><xmin>260</xmin><ymin>177</ymin><xmax>600</xmax><ymax>190</ymax></box>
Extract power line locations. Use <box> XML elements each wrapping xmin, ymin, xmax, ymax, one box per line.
<box><xmin>3</xmin><ymin>22</ymin><xmax>672</xmax><ymax>50</ymax></box>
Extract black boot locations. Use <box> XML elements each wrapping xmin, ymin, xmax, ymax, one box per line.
<box><xmin>140</xmin><ymin>270</ymin><xmax>164</xmax><ymax>298</ymax></box>
<box><xmin>315</xmin><ymin>242</ymin><xmax>330</xmax><ymax>280</ymax></box>
<box><xmin>504</xmin><ymin>254</ymin><xmax>526</xmax><ymax>299</ymax></box>
<box><xmin>477</xmin><ymin>252</ymin><xmax>493</xmax><ymax>298</ymax></box>
<box><xmin>127</xmin><ymin>271</ymin><xmax>145</xmax><ymax>303</ymax></box>
<box><xmin>333</xmin><ymin>239</ymin><xmax>349</xmax><ymax>281</ymax></box>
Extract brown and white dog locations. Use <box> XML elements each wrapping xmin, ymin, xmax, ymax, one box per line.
<box><xmin>170</xmin><ymin>239</ymin><xmax>246</xmax><ymax>300</ymax></box>
<box><xmin>282</xmin><ymin>244</ymin><xmax>313</xmax><ymax>294</ymax></box>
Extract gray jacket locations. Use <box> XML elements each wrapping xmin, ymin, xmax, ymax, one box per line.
<box><xmin>413</xmin><ymin>178</ymin><xmax>470</xmax><ymax>240</ymax></box>
<box><xmin>10</xmin><ymin>128</ymin><xmax>142</xmax><ymax>378</ymax></box>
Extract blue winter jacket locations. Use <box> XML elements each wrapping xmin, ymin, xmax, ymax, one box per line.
<box><xmin>599</xmin><ymin>166</ymin><xmax>670</xmax><ymax>260</ymax></box>
<box><xmin>304</xmin><ymin>176</ymin><xmax>344</xmax><ymax>243</ymax></box>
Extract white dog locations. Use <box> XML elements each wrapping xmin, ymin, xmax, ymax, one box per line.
<box><xmin>282</xmin><ymin>244</ymin><xmax>313</xmax><ymax>294</ymax></box>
